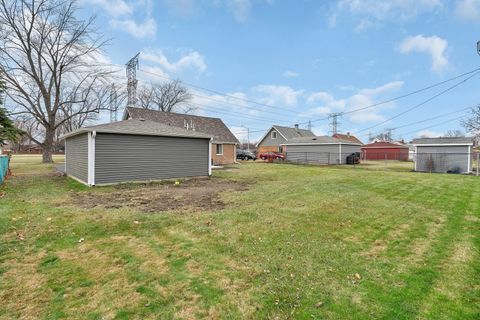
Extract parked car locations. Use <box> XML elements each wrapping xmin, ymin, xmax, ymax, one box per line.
<box><xmin>236</xmin><ymin>150</ymin><xmax>257</xmax><ymax>161</ymax></box>
<box><xmin>346</xmin><ymin>152</ymin><xmax>361</xmax><ymax>164</ymax></box>
<box><xmin>259</xmin><ymin>152</ymin><xmax>285</xmax><ymax>161</ymax></box>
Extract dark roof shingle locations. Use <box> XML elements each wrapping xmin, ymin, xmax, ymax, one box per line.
<box><xmin>272</xmin><ymin>125</ymin><xmax>315</xmax><ymax>140</ymax></box>
<box><xmin>124</xmin><ymin>107</ymin><xmax>239</xmax><ymax>144</ymax></box>
<box><xmin>332</xmin><ymin>133</ymin><xmax>363</xmax><ymax>145</ymax></box>
<box><xmin>411</xmin><ymin>137</ymin><xmax>474</xmax><ymax>145</ymax></box>
<box><xmin>62</xmin><ymin>119</ymin><xmax>212</xmax><ymax>140</ymax></box>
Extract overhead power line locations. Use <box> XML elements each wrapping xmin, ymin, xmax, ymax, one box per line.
<box><xmin>356</xmin><ymin>105</ymin><xmax>474</xmax><ymax>139</ymax></box>
<box><xmin>397</xmin><ymin>114</ymin><xmax>468</xmax><ymax>137</ymax></box>
<box><xmin>140</xmin><ymin>68</ymin><xmax>299</xmax><ymax>115</ymax></box>
<box><xmin>139</xmin><ymin>66</ymin><xmax>480</xmax><ymax>123</ymax></box>
<box><xmin>299</xmin><ymin>67</ymin><xmax>480</xmax><ymax>125</ymax></box>
<box><xmin>356</xmin><ymin>70</ymin><xmax>480</xmax><ymax>134</ymax></box>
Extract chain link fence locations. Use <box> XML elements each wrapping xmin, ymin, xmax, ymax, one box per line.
<box><xmin>283</xmin><ymin>151</ymin><xmax>480</xmax><ymax>175</ymax></box>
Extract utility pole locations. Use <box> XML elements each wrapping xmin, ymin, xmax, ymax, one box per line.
<box><xmin>328</xmin><ymin>113</ymin><xmax>341</xmax><ymax>135</ymax></box>
<box><xmin>126</xmin><ymin>53</ymin><xmax>140</xmax><ymax>106</ymax></box>
<box><xmin>308</xmin><ymin>120</ymin><xmax>312</xmax><ymax>131</ymax></box>
<box><xmin>368</xmin><ymin>131</ymin><xmax>372</xmax><ymax>143</ymax></box>
<box><xmin>241</xmin><ymin>125</ymin><xmax>250</xmax><ymax>152</ymax></box>
<box><xmin>109</xmin><ymin>84</ymin><xmax>118</xmax><ymax>123</ymax></box>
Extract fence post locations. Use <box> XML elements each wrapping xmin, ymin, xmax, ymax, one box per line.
<box><xmin>384</xmin><ymin>153</ymin><xmax>387</xmax><ymax>170</ymax></box>
<box><xmin>477</xmin><ymin>152</ymin><xmax>480</xmax><ymax>177</ymax></box>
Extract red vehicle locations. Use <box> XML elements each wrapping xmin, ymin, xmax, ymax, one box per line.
<box><xmin>259</xmin><ymin>152</ymin><xmax>285</xmax><ymax>161</ymax></box>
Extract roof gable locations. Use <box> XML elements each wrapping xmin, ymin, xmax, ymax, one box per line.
<box><xmin>256</xmin><ymin>125</ymin><xmax>315</xmax><ymax>146</ymax></box>
<box><xmin>124</xmin><ymin>107</ymin><xmax>239</xmax><ymax>144</ymax></box>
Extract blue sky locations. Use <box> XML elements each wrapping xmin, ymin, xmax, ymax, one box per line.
<box><xmin>80</xmin><ymin>0</ymin><xmax>480</xmax><ymax>143</ymax></box>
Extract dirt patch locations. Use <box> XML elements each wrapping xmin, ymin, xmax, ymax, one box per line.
<box><xmin>72</xmin><ymin>178</ymin><xmax>249</xmax><ymax>213</ymax></box>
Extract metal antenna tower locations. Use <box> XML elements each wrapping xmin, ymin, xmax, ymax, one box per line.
<box><xmin>328</xmin><ymin>113</ymin><xmax>341</xmax><ymax>135</ymax></box>
<box><xmin>126</xmin><ymin>53</ymin><xmax>140</xmax><ymax>106</ymax></box>
<box><xmin>109</xmin><ymin>84</ymin><xmax>118</xmax><ymax>123</ymax></box>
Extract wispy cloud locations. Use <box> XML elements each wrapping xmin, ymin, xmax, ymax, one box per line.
<box><xmin>398</xmin><ymin>35</ymin><xmax>448</xmax><ymax>72</ymax></box>
<box><xmin>85</xmin><ymin>0</ymin><xmax>158</xmax><ymax>38</ymax></box>
<box><xmin>81</xmin><ymin>0</ymin><xmax>133</xmax><ymax>17</ymax></box>
<box><xmin>302</xmin><ymin>81</ymin><xmax>403</xmax><ymax>123</ymax></box>
<box><xmin>142</xmin><ymin>49</ymin><xmax>207</xmax><ymax>75</ymax></box>
<box><xmin>415</xmin><ymin>129</ymin><xmax>442</xmax><ymax>138</ymax></box>
<box><xmin>253</xmin><ymin>85</ymin><xmax>304</xmax><ymax>107</ymax></box>
<box><xmin>454</xmin><ymin>0</ymin><xmax>480</xmax><ymax>21</ymax></box>
<box><xmin>330</xmin><ymin>0</ymin><xmax>443</xmax><ymax>31</ymax></box>
<box><xmin>282</xmin><ymin>70</ymin><xmax>300</xmax><ymax>78</ymax></box>
<box><xmin>110</xmin><ymin>18</ymin><xmax>157</xmax><ymax>38</ymax></box>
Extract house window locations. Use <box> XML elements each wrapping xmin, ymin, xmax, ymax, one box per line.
<box><xmin>216</xmin><ymin>144</ymin><xmax>223</xmax><ymax>155</ymax></box>
<box><xmin>271</xmin><ymin>131</ymin><xmax>277</xmax><ymax>139</ymax></box>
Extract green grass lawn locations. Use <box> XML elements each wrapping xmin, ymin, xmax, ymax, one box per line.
<box><xmin>0</xmin><ymin>156</ymin><xmax>479</xmax><ymax>319</ymax></box>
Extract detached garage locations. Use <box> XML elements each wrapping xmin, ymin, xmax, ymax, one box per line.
<box><xmin>282</xmin><ymin>136</ymin><xmax>362</xmax><ymax>164</ymax></box>
<box><xmin>412</xmin><ymin>137</ymin><xmax>475</xmax><ymax>174</ymax></box>
<box><xmin>361</xmin><ymin>141</ymin><xmax>409</xmax><ymax>161</ymax></box>
<box><xmin>63</xmin><ymin>119</ymin><xmax>212</xmax><ymax>186</ymax></box>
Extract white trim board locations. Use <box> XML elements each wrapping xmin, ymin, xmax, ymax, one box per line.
<box><xmin>412</xmin><ymin>143</ymin><xmax>473</xmax><ymax>146</ymax></box>
<box><xmin>87</xmin><ymin>131</ymin><xmax>96</xmax><ymax>186</ymax></box>
<box><xmin>208</xmin><ymin>139</ymin><xmax>212</xmax><ymax>176</ymax></box>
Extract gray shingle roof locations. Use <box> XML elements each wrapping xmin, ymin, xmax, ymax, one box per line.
<box><xmin>124</xmin><ymin>107</ymin><xmax>239</xmax><ymax>144</ymax></box>
<box><xmin>62</xmin><ymin>119</ymin><xmax>212</xmax><ymax>140</ymax></box>
<box><xmin>411</xmin><ymin>137</ymin><xmax>474</xmax><ymax>145</ymax></box>
<box><xmin>273</xmin><ymin>125</ymin><xmax>315</xmax><ymax>140</ymax></box>
<box><xmin>281</xmin><ymin>136</ymin><xmax>362</xmax><ymax>145</ymax></box>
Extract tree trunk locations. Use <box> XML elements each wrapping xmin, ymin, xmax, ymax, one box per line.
<box><xmin>42</xmin><ymin>129</ymin><xmax>55</xmax><ymax>163</ymax></box>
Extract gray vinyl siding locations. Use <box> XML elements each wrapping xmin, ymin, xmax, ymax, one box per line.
<box><xmin>341</xmin><ymin>145</ymin><xmax>362</xmax><ymax>157</ymax></box>
<box><xmin>65</xmin><ymin>133</ymin><xmax>88</xmax><ymax>183</ymax></box>
<box><xmin>285</xmin><ymin>144</ymin><xmax>361</xmax><ymax>164</ymax></box>
<box><xmin>415</xmin><ymin>145</ymin><xmax>471</xmax><ymax>173</ymax></box>
<box><xmin>258</xmin><ymin>128</ymin><xmax>287</xmax><ymax>147</ymax></box>
<box><xmin>94</xmin><ymin>133</ymin><xmax>209</xmax><ymax>184</ymax></box>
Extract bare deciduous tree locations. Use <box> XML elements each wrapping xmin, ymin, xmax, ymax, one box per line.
<box><xmin>0</xmin><ymin>0</ymin><xmax>116</xmax><ymax>162</ymax></box>
<box><xmin>443</xmin><ymin>129</ymin><xmax>464</xmax><ymax>138</ymax></box>
<box><xmin>462</xmin><ymin>105</ymin><xmax>480</xmax><ymax>137</ymax></box>
<box><xmin>138</xmin><ymin>80</ymin><xmax>194</xmax><ymax>113</ymax></box>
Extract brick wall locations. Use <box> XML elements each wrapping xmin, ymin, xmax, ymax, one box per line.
<box><xmin>212</xmin><ymin>143</ymin><xmax>236</xmax><ymax>165</ymax></box>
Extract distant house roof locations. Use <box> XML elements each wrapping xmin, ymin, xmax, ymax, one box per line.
<box><xmin>332</xmin><ymin>133</ymin><xmax>363</xmax><ymax>145</ymax></box>
<box><xmin>361</xmin><ymin>141</ymin><xmax>409</xmax><ymax>149</ymax></box>
<box><xmin>256</xmin><ymin>125</ymin><xmax>315</xmax><ymax>146</ymax></box>
<box><xmin>62</xmin><ymin>119</ymin><xmax>212</xmax><ymax>140</ymax></box>
<box><xmin>123</xmin><ymin>107</ymin><xmax>239</xmax><ymax>144</ymax></box>
<box><xmin>411</xmin><ymin>137</ymin><xmax>474</xmax><ymax>146</ymax></box>
<box><xmin>281</xmin><ymin>136</ymin><xmax>362</xmax><ymax>146</ymax></box>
